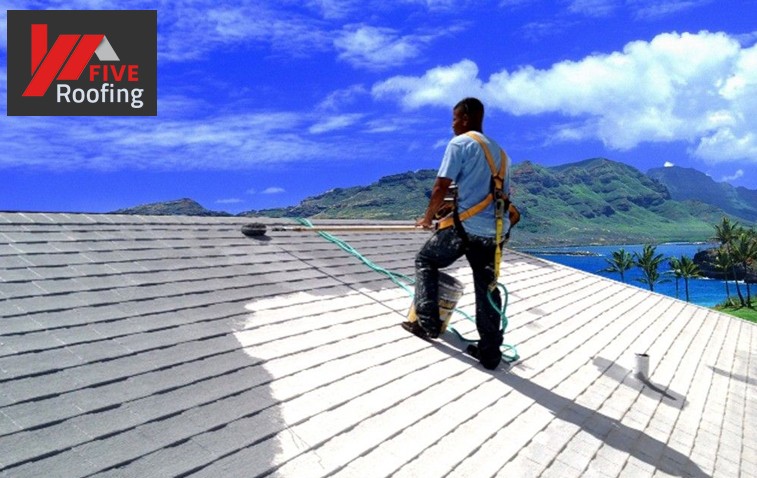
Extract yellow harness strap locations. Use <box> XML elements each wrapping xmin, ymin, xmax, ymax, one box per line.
<box><xmin>437</xmin><ymin>132</ymin><xmax>508</xmax><ymax>229</ymax></box>
<box><xmin>437</xmin><ymin>132</ymin><xmax>509</xmax><ymax>288</ymax></box>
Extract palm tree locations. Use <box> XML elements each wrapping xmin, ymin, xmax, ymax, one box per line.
<box><xmin>714</xmin><ymin>247</ymin><xmax>735</xmax><ymax>306</ymax></box>
<box><xmin>668</xmin><ymin>257</ymin><xmax>682</xmax><ymax>299</ymax></box>
<box><xmin>678</xmin><ymin>256</ymin><xmax>701</xmax><ymax>303</ymax></box>
<box><xmin>713</xmin><ymin>217</ymin><xmax>746</xmax><ymax>306</ymax></box>
<box><xmin>750</xmin><ymin>229</ymin><xmax>757</xmax><ymax>306</ymax></box>
<box><xmin>714</xmin><ymin>216</ymin><xmax>740</xmax><ymax>247</ymax></box>
<box><xmin>602</xmin><ymin>248</ymin><xmax>634</xmax><ymax>283</ymax></box>
<box><xmin>634</xmin><ymin>244</ymin><xmax>668</xmax><ymax>292</ymax></box>
<box><xmin>731</xmin><ymin>231</ymin><xmax>757</xmax><ymax>307</ymax></box>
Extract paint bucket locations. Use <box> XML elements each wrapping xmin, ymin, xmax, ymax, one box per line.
<box><xmin>407</xmin><ymin>271</ymin><xmax>465</xmax><ymax>333</ymax></box>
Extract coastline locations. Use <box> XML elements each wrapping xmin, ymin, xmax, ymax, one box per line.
<box><xmin>524</xmin><ymin>242</ymin><xmax>728</xmax><ymax>308</ymax></box>
<box><xmin>518</xmin><ymin>249</ymin><xmax>601</xmax><ymax>257</ymax></box>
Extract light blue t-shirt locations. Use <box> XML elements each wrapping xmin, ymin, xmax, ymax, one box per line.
<box><xmin>437</xmin><ymin>131</ymin><xmax>511</xmax><ymax>238</ymax></box>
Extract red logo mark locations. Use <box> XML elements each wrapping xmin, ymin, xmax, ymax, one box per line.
<box><xmin>23</xmin><ymin>24</ymin><xmax>119</xmax><ymax>97</ymax></box>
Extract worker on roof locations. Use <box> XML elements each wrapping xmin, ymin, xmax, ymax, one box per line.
<box><xmin>404</xmin><ymin>97</ymin><xmax>512</xmax><ymax>370</ymax></box>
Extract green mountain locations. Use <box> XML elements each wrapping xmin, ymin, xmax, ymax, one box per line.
<box><xmin>246</xmin><ymin>158</ymin><xmax>742</xmax><ymax>245</ymax></box>
<box><xmin>505</xmin><ymin>158</ymin><xmax>729</xmax><ymax>245</ymax></box>
<box><xmin>112</xmin><ymin>159</ymin><xmax>755</xmax><ymax>246</ymax></box>
<box><xmin>244</xmin><ymin>170</ymin><xmax>437</xmax><ymax>219</ymax></box>
<box><xmin>647</xmin><ymin>165</ymin><xmax>757</xmax><ymax>222</ymax></box>
<box><xmin>112</xmin><ymin>198</ymin><xmax>232</xmax><ymax>217</ymax></box>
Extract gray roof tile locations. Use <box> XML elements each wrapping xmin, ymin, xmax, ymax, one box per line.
<box><xmin>0</xmin><ymin>448</ymin><xmax>98</xmax><ymax>478</ymax></box>
<box><xmin>0</xmin><ymin>212</ymin><xmax>754</xmax><ymax>477</ymax></box>
<box><xmin>12</xmin><ymin>252</ymin><xmax>93</xmax><ymax>268</ymax></box>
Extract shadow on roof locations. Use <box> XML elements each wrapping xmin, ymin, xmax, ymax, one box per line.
<box><xmin>424</xmin><ymin>334</ymin><xmax>710</xmax><ymax>478</ymax></box>
<box><xmin>593</xmin><ymin>356</ymin><xmax>687</xmax><ymax>404</ymax></box>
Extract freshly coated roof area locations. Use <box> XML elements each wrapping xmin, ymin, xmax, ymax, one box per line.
<box><xmin>0</xmin><ymin>212</ymin><xmax>754</xmax><ymax>478</ymax></box>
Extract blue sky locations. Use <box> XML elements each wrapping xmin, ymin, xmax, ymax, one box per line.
<box><xmin>2</xmin><ymin>0</ymin><xmax>756</xmax><ymax>214</ymax></box>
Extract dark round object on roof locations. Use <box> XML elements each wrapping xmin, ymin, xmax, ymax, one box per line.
<box><xmin>241</xmin><ymin>223</ymin><xmax>267</xmax><ymax>237</ymax></box>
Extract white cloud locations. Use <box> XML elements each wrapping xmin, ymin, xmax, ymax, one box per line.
<box><xmin>373</xmin><ymin>59</ymin><xmax>483</xmax><ymax>108</ymax></box>
<box><xmin>363</xmin><ymin>120</ymin><xmax>402</xmax><ymax>134</ymax></box>
<box><xmin>413</xmin><ymin>0</ymin><xmax>461</xmax><ymax>10</ymax></box>
<box><xmin>373</xmin><ymin>31</ymin><xmax>757</xmax><ymax>164</ymax></box>
<box><xmin>334</xmin><ymin>24</ymin><xmax>450</xmax><ymax>70</ymax></box>
<box><xmin>664</xmin><ymin>161</ymin><xmax>675</xmax><ymax>167</ymax></box>
<box><xmin>520</xmin><ymin>20</ymin><xmax>577</xmax><ymax>42</ymax></box>
<box><xmin>234</xmin><ymin>186</ymin><xmax>286</xmax><ymax>196</ymax></box>
<box><xmin>503</xmin><ymin>0</ymin><xmax>711</xmax><ymax>20</ymax></box>
<box><xmin>5</xmin><ymin>1</ymin><xmax>469</xmax><ymax>63</ymax></box>
<box><xmin>308</xmin><ymin>113</ymin><xmax>365</xmax><ymax>134</ymax></box>
<box><xmin>720</xmin><ymin>169</ymin><xmax>744</xmax><ymax>182</ymax></box>
<box><xmin>0</xmin><ymin>14</ymin><xmax>6</xmax><ymax>50</ymax></box>
<box><xmin>0</xmin><ymin>1</ymin><xmax>332</xmax><ymax>60</ymax></box>
<box><xmin>161</xmin><ymin>4</ymin><xmax>332</xmax><ymax>61</ymax></box>
<box><xmin>567</xmin><ymin>0</ymin><xmax>618</xmax><ymax>17</ymax></box>
<box><xmin>334</xmin><ymin>25</ymin><xmax>421</xmax><ymax>70</ymax></box>
<box><xmin>562</xmin><ymin>0</ymin><xmax>714</xmax><ymax>20</ymax></box>
<box><xmin>305</xmin><ymin>0</ymin><xmax>361</xmax><ymax>19</ymax></box>
<box><xmin>216</xmin><ymin>198</ymin><xmax>243</xmax><ymax>204</ymax></box>
<box><xmin>317</xmin><ymin>85</ymin><xmax>369</xmax><ymax>111</ymax></box>
<box><xmin>693</xmin><ymin>129</ymin><xmax>757</xmax><ymax>163</ymax></box>
<box><xmin>628</xmin><ymin>0</ymin><xmax>714</xmax><ymax>20</ymax></box>
<box><xmin>0</xmin><ymin>110</ymin><xmax>349</xmax><ymax>170</ymax></box>
<box><xmin>498</xmin><ymin>0</ymin><xmax>535</xmax><ymax>6</ymax></box>
<box><xmin>2</xmin><ymin>1</ymin><xmax>459</xmax><ymax>63</ymax></box>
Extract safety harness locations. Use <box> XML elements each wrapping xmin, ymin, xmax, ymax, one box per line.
<box><xmin>437</xmin><ymin>131</ymin><xmax>519</xmax><ymax>287</ymax></box>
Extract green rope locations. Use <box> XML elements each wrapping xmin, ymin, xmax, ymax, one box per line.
<box><xmin>447</xmin><ymin>284</ymin><xmax>520</xmax><ymax>362</ymax></box>
<box><xmin>294</xmin><ymin>218</ymin><xmax>415</xmax><ymax>295</ymax></box>
<box><xmin>294</xmin><ymin>218</ymin><xmax>519</xmax><ymax>362</ymax></box>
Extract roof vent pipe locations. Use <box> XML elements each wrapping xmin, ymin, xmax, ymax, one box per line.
<box><xmin>635</xmin><ymin>353</ymin><xmax>650</xmax><ymax>380</ymax></box>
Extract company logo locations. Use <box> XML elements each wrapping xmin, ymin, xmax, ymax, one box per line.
<box><xmin>7</xmin><ymin>10</ymin><xmax>157</xmax><ymax>116</ymax></box>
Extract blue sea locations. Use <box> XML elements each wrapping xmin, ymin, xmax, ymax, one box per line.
<box><xmin>524</xmin><ymin>243</ymin><xmax>730</xmax><ymax>307</ymax></box>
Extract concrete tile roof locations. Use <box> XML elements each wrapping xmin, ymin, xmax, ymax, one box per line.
<box><xmin>0</xmin><ymin>212</ymin><xmax>754</xmax><ymax>478</ymax></box>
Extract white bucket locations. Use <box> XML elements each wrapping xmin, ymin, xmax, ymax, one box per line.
<box><xmin>407</xmin><ymin>271</ymin><xmax>465</xmax><ymax>333</ymax></box>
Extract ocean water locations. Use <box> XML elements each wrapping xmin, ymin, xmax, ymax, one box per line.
<box><xmin>523</xmin><ymin>243</ymin><xmax>734</xmax><ymax>307</ymax></box>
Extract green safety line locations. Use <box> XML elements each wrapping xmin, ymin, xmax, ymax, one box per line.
<box><xmin>448</xmin><ymin>283</ymin><xmax>519</xmax><ymax>363</ymax></box>
<box><xmin>294</xmin><ymin>218</ymin><xmax>519</xmax><ymax>363</ymax></box>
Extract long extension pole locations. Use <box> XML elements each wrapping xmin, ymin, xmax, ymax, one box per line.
<box><xmin>242</xmin><ymin>223</ymin><xmax>428</xmax><ymax>237</ymax></box>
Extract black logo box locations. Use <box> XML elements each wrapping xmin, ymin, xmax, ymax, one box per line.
<box><xmin>7</xmin><ymin>10</ymin><xmax>157</xmax><ymax>116</ymax></box>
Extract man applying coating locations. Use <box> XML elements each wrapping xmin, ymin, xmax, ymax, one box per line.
<box><xmin>404</xmin><ymin>97</ymin><xmax>512</xmax><ymax>370</ymax></box>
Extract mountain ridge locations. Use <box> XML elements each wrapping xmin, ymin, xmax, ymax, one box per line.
<box><xmin>111</xmin><ymin>159</ymin><xmax>756</xmax><ymax>246</ymax></box>
<box><xmin>112</xmin><ymin>198</ymin><xmax>232</xmax><ymax>217</ymax></box>
<box><xmin>647</xmin><ymin>165</ymin><xmax>757</xmax><ymax>222</ymax></box>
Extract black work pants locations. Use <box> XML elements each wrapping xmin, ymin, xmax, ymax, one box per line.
<box><xmin>414</xmin><ymin>226</ymin><xmax>503</xmax><ymax>368</ymax></box>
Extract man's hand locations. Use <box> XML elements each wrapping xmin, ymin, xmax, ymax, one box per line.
<box><xmin>417</xmin><ymin>177</ymin><xmax>452</xmax><ymax>231</ymax></box>
<box><xmin>415</xmin><ymin>217</ymin><xmax>434</xmax><ymax>230</ymax></box>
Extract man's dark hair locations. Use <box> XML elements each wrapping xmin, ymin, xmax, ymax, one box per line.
<box><xmin>454</xmin><ymin>97</ymin><xmax>484</xmax><ymax>123</ymax></box>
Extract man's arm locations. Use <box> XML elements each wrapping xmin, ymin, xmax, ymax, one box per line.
<box><xmin>416</xmin><ymin>177</ymin><xmax>453</xmax><ymax>229</ymax></box>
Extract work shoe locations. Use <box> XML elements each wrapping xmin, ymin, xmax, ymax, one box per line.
<box><xmin>401</xmin><ymin>321</ymin><xmax>439</xmax><ymax>340</ymax></box>
<box><xmin>466</xmin><ymin>344</ymin><xmax>500</xmax><ymax>370</ymax></box>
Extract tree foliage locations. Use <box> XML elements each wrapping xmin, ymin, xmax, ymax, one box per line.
<box><xmin>668</xmin><ymin>256</ymin><xmax>682</xmax><ymax>299</ymax></box>
<box><xmin>711</xmin><ymin>217</ymin><xmax>756</xmax><ymax>308</ymax></box>
<box><xmin>678</xmin><ymin>255</ymin><xmax>701</xmax><ymax>302</ymax></box>
<box><xmin>633</xmin><ymin>244</ymin><xmax>668</xmax><ymax>292</ymax></box>
<box><xmin>602</xmin><ymin>248</ymin><xmax>634</xmax><ymax>283</ymax></box>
